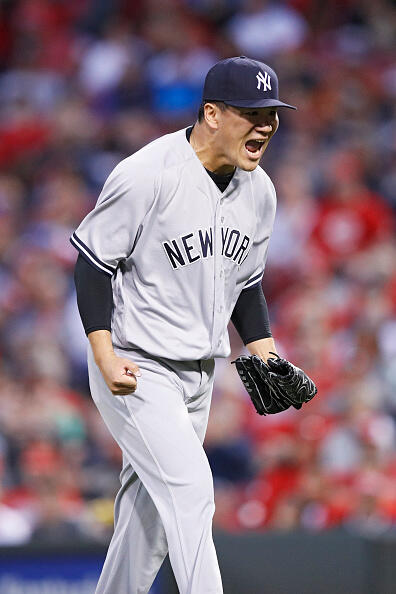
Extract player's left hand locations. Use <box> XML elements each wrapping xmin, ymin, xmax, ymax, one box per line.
<box><xmin>232</xmin><ymin>352</ymin><xmax>317</xmax><ymax>415</ymax></box>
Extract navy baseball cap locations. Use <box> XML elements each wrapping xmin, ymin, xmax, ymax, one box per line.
<box><xmin>203</xmin><ymin>56</ymin><xmax>296</xmax><ymax>110</ymax></box>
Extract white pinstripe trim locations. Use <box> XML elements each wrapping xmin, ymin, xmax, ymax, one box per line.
<box><xmin>243</xmin><ymin>271</ymin><xmax>264</xmax><ymax>290</ymax></box>
<box><xmin>70</xmin><ymin>234</ymin><xmax>115</xmax><ymax>276</ymax></box>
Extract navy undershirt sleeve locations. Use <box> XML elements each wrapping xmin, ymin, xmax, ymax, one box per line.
<box><xmin>74</xmin><ymin>254</ymin><xmax>113</xmax><ymax>335</ymax></box>
<box><xmin>231</xmin><ymin>283</ymin><xmax>272</xmax><ymax>345</ymax></box>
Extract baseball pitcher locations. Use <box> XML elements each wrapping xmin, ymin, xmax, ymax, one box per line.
<box><xmin>71</xmin><ymin>56</ymin><xmax>317</xmax><ymax>594</ymax></box>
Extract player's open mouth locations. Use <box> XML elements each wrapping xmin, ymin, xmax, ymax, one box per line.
<box><xmin>245</xmin><ymin>139</ymin><xmax>266</xmax><ymax>158</ymax></box>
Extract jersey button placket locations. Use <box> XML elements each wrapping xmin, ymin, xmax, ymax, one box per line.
<box><xmin>212</xmin><ymin>196</ymin><xmax>226</xmax><ymax>355</ymax></box>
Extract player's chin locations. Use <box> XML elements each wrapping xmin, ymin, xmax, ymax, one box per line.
<box><xmin>239</xmin><ymin>156</ymin><xmax>261</xmax><ymax>171</ymax></box>
<box><xmin>238</xmin><ymin>147</ymin><xmax>264</xmax><ymax>171</ymax></box>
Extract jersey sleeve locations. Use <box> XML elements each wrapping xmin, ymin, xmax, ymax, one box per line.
<box><xmin>241</xmin><ymin>173</ymin><xmax>276</xmax><ymax>292</ymax></box>
<box><xmin>71</xmin><ymin>158</ymin><xmax>156</xmax><ymax>276</ymax></box>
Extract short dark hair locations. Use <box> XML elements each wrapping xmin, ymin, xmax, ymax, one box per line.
<box><xmin>197</xmin><ymin>100</ymin><xmax>227</xmax><ymax>122</ymax></box>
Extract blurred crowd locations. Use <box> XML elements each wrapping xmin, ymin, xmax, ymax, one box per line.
<box><xmin>0</xmin><ymin>0</ymin><xmax>395</xmax><ymax>545</ymax></box>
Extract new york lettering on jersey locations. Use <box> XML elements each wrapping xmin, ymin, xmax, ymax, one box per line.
<box><xmin>162</xmin><ymin>226</ymin><xmax>251</xmax><ymax>270</ymax></box>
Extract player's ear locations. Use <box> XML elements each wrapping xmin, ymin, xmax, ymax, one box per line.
<box><xmin>203</xmin><ymin>102</ymin><xmax>221</xmax><ymax>130</ymax></box>
<box><xmin>273</xmin><ymin>112</ymin><xmax>279</xmax><ymax>135</ymax></box>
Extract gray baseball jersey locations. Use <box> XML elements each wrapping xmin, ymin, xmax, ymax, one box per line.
<box><xmin>71</xmin><ymin>127</ymin><xmax>276</xmax><ymax>360</ymax></box>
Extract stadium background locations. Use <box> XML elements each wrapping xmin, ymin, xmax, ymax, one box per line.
<box><xmin>0</xmin><ymin>0</ymin><xmax>395</xmax><ymax>592</ymax></box>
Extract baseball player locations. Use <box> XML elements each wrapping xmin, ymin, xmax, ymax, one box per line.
<box><xmin>71</xmin><ymin>56</ymin><xmax>296</xmax><ymax>594</ymax></box>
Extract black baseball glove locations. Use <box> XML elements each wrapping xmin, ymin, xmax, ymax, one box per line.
<box><xmin>232</xmin><ymin>352</ymin><xmax>317</xmax><ymax>415</ymax></box>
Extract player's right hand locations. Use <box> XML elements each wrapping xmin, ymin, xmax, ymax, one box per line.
<box><xmin>98</xmin><ymin>353</ymin><xmax>141</xmax><ymax>396</ymax></box>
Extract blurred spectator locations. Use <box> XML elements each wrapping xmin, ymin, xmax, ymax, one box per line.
<box><xmin>226</xmin><ymin>0</ymin><xmax>308</xmax><ymax>57</ymax></box>
<box><xmin>0</xmin><ymin>444</ymin><xmax>33</xmax><ymax>545</ymax></box>
<box><xmin>0</xmin><ymin>497</ymin><xmax>32</xmax><ymax>545</ymax></box>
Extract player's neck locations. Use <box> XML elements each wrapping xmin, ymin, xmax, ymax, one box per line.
<box><xmin>190</xmin><ymin>124</ymin><xmax>235</xmax><ymax>176</ymax></box>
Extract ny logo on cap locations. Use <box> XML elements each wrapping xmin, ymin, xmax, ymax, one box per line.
<box><xmin>256</xmin><ymin>70</ymin><xmax>271</xmax><ymax>92</ymax></box>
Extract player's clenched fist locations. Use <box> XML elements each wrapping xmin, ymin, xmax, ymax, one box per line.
<box><xmin>98</xmin><ymin>352</ymin><xmax>141</xmax><ymax>395</ymax></box>
<box><xmin>87</xmin><ymin>330</ymin><xmax>141</xmax><ymax>396</ymax></box>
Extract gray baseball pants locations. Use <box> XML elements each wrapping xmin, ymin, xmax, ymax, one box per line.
<box><xmin>87</xmin><ymin>345</ymin><xmax>223</xmax><ymax>594</ymax></box>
